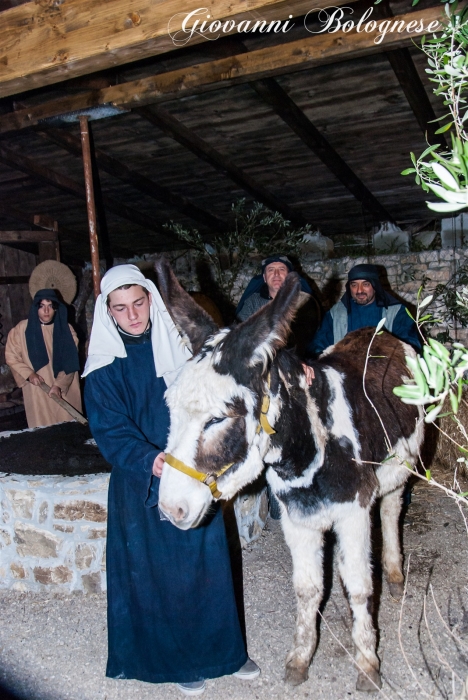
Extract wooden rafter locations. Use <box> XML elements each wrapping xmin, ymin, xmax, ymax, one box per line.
<box><xmin>0</xmin><ymin>202</ymin><xmax>133</xmax><ymax>258</ymax></box>
<box><xmin>138</xmin><ymin>106</ymin><xmax>307</xmax><ymax>226</ymax></box>
<box><xmin>0</xmin><ymin>0</ymin><xmax>339</xmax><ymax>98</ymax></box>
<box><xmin>250</xmin><ymin>78</ymin><xmax>394</xmax><ymax>222</ymax></box>
<box><xmin>0</xmin><ymin>6</ymin><xmax>443</xmax><ymax>136</ymax></box>
<box><xmin>386</xmin><ymin>48</ymin><xmax>446</xmax><ymax>147</ymax></box>
<box><xmin>372</xmin><ymin>1</ymin><xmax>446</xmax><ymax>148</ymax></box>
<box><xmin>0</xmin><ymin>145</ymin><xmax>176</xmax><ymax>242</ymax></box>
<box><xmin>0</xmin><ymin>230</ymin><xmax>57</xmax><ymax>242</ymax></box>
<box><xmin>38</xmin><ymin>128</ymin><xmax>227</xmax><ymax>232</ymax></box>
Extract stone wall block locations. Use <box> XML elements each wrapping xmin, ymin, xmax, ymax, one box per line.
<box><xmin>54</xmin><ymin>524</ymin><xmax>74</xmax><ymax>533</ymax></box>
<box><xmin>0</xmin><ymin>528</ymin><xmax>11</xmax><ymax>546</ymax></box>
<box><xmin>38</xmin><ymin>501</ymin><xmax>48</xmax><ymax>524</ymax></box>
<box><xmin>88</xmin><ymin>528</ymin><xmax>106</xmax><ymax>539</ymax></box>
<box><xmin>5</xmin><ymin>489</ymin><xmax>35</xmax><ymax>519</ymax></box>
<box><xmin>427</xmin><ymin>271</ymin><xmax>451</xmax><ymax>282</ymax></box>
<box><xmin>14</xmin><ymin>522</ymin><xmax>61</xmax><ymax>558</ymax></box>
<box><xmin>1</xmin><ymin>498</ymin><xmax>11</xmax><ymax>523</ymax></box>
<box><xmin>82</xmin><ymin>571</ymin><xmax>101</xmax><ymax>594</ymax></box>
<box><xmin>10</xmin><ymin>563</ymin><xmax>27</xmax><ymax>579</ymax></box>
<box><xmin>54</xmin><ymin>500</ymin><xmax>107</xmax><ymax>522</ymax></box>
<box><xmin>75</xmin><ymin>543</ymin><xmax>96</xmax><ymax>570</ymax></box>
<box><xmin>33</xmin><ymin>565</ymin><xmax>73</xmax><ymax>585</ymax></box>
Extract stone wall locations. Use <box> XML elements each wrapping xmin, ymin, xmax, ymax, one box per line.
<box><xmin>0</xmin><ymin>469</ymin><xmax>270</xmax><ymax>593</ymax></box>
<box><xmin>0</xmin><ymin>472</ymin><xmax>108</xmax><ymax>593</ymax></box>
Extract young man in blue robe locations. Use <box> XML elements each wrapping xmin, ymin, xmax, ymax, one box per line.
<box><xmin>83</xmin><ymin>264</ymin><xmax>259</xmax><ymax>697</ymax></box>
<box><xmin>308</xmin><ymin>263</ymin><xmax>421</xmax><ymax>356</ymax></box>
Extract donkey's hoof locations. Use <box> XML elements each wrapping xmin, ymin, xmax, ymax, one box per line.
<box><xmin>388</xmin><ymin>581</ymin><xmax>405</xmax><ymax>601</ymax></box>
<box><xmin>356</xmin><ymin>668</ymin><xmax>382</xmax><ymax>692</ymax></box>
<box><xmin>284</xmin><ymin>662</ymin><xmax>308</xmax><ymax>686</ymax></box>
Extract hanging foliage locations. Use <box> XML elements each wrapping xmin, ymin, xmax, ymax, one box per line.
<box><xmin>164</xmin><ymin>199</ymin><xmax>312</xmax><ymax>304</ymax></box>
<box><xmin>402</xmin><ymin>4</ymin><xmax>468</xmax><ymax>212</ymax></box>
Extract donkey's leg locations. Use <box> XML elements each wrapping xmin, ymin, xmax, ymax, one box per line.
<box><xmin>281</xmin><ymin>511</ymin><xmax>324</xmax><ymax>686</ymax></box>
<box><xmin>380</xmin><ymin>484</ymin><xmax>405</xmax><ymax>600</ymax></box>
<box><xmin>334</xmin><ymin>507</ymin><xmax>381</xmax><ymax>693</ymax></box>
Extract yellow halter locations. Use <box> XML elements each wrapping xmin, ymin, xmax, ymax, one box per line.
<box><xmin>164</xmin><ymin>375</ymin><xmax>276</xmax><ymax>499</ymax></box>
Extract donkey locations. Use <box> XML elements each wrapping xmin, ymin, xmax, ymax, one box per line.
<box><xmin>155</xmin><ymin>258</ymin><xmax>424</xmax><ymax>692</ymax></box>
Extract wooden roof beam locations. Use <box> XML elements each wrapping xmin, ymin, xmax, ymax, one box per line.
<box><xmin>385</xmin><ymin>49</ymin><xmax>446</xmax><ymax>148</ymax></box>
<box><xmin>250</xmin><ymin>77</ymin><xmax>394</xmax><ymax>222</ymax></box>
<box><xmin>0</xmin><ymin>6</ymin><xmax>443</xmax><ymax>136</ymax></box>
<box><xmin>372</xmin><ymin>1</ymin><xmax>446</xmax><ymax>148</ymax></box>
<box><xmin>0</xmin><ymin>0</ymin><xmax>338</xmax><ymax>98</ymax></box>
<box><xmin>0</xmin><ymin>145</ymin><xmax>176</xmax><ymax>244</ymax></box>
<box><xmin>138</xmin><ymin>106</ymin><xmax>307</xmax><ymax>226</ymax></box>
<box><xmin>38</xmin><ymin>127</ymin><xmax>227</xmax><ymax>233</ymax></box>
<box><xmin>0</xmin><ymin>201</ymin><xmax>134</xmax><ymax>258</ymax></box>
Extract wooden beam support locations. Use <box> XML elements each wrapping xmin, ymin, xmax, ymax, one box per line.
<box><xmin>38</xmin><ymin>127</ymin><xmax>227</xmax><ymax>232</ymax></box>
<box><xmin>0</xmin><ymin>275</ymin><xmax>30</xmax><ymax>285</ymax></box>
<box><xmin>0</xmin><ymin>6</ymin><xmax>442</xmax><ymax>136</ymax></box>
<box><xmin>386</xmin><ymin>48</ymin><xmax>446</xmax><ymax>147</ymax></box>
<box><xmin>38</xmin><ymin>240</ymin><xmax>60</xmax><ymax>262</ymax></box>
<box><xmin>0</xmin><ymin>145</ymin><xmax>175</xmax><ymax>241</ymax></box>
<box><xmin>372</xmin><ymin>1</ymin><xmax>446</xmax><ymax>148</ymax></box>
<box><xmin>0</xmin><ymin>0</ymin><xmax>334</xmax><ymax>98</ymax></box>
<box><xmin>250</xmin><ymin>77</ymin><xmax>394</xmax><ymax>222</ymax></box>
<box><xmin>138</xmin><ymin>106</ymin><xmax>307</xmax><ymax>225</ymax></box>
<box><xmin>0</xmin><ymin>230</ymin><xmax>57</xmax><ymax>242</ymax></box>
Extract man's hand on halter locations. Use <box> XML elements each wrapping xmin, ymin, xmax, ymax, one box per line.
<box><xmin>153</xmin><ymin>452</ymin><xmax>166</xmax><ymax>478</ymax></box>
<box><xmin>28</xmin><ymin>372</ymin><xmax>44</xmax><ymax>386</ymax></box>
<box><xmin>302</xmin><ymin>364</ymin><xmax>315</xmax><ymax>387</ymax></box>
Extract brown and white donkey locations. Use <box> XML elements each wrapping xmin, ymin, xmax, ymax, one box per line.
<box><xmin>155</xmin><ymin>257</ymin><xmax>424</xmax><ymax>692</ymax></box>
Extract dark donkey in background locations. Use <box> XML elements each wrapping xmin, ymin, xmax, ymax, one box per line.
<box><xmin>155</xmin><ymin>258</ymin><xmax>424</xmax><ymax>692</ymax></box>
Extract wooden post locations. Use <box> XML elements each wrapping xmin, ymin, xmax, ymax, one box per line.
<box><xmin>79</xmin><ymin>115</ymin><xmax>100</xmax><ymax>299</ymax></box>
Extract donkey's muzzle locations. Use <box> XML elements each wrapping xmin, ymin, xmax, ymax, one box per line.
<box><xmin>158</xmin><ymin>500</ymin><xmax>190</xmax><ymax>529</ymax></box>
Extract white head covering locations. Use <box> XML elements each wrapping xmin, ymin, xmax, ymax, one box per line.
<box><xmin>83</xmin><ymin>264</ymin><xmax>192</xmax><ymax>386</ymax></box>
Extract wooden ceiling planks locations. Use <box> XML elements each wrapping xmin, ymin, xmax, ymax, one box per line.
<box><xmin>0</xmin><ymin>0</ymin><xmax>448</xmax><ymax>262</ymax></box>
<box><xmin>0</xmin><ymin>5</ymin><xmax>443</xmax><ymax>135</ymax></box>
<box><xmin>0</xmin><ymin>0</ymin><xmax>335</xmax><ymax>98</ymax></box>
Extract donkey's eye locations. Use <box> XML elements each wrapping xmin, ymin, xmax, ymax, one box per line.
<box><xmin>204</xmin><ymin>417</ymin><xmax>225</xmax><ymax>430</ymax></box>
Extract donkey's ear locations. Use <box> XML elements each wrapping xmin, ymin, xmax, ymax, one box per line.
<box><xmin>154</xmin><ymin>256</ymin><xmax>219</xmax><ymax>355</ymax></box>
<box><xmin>216</xmin><ymin>273</ymin><xmax>301</xmax><ymax>380</ymax></box>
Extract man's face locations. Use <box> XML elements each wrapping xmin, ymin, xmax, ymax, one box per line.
<box><xmin>263</xmin><ymin>262</ymin><xmax>289</xmax><ymax>299</ymax></box>
<box><xmin>108</xmin><ymin>285</ymin><xmax>151</xmax><ymax>335</ymax></box>
<box><xmin>38</xmin><ymin>300</ymin><xmax>56</xmax><ymax>324</ymax></box>
<box><xmin>349</xmin><ymin>279</ymin><xmax>376</xmax><ymax>306</ymax></box>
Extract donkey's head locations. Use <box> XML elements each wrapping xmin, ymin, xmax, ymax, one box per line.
<box><xmin>155</xmin><ymin>257</ymin><xmax>301</xmax><ymax>529</ymax></box>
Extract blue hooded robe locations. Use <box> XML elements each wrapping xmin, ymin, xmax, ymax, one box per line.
<box><xmin>85</xmin><ymin>335</ymin><xmax>247</xmax><ymax>684</ymax></box>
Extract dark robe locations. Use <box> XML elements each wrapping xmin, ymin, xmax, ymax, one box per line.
<box><xmin>84</xmin><ymin>338</ymin><xmax>247</xmax><ymax>684</ymax></box>
<box><xmin>308</xmin><ymin>298</ymin><xmax>421</xmax><ymax>356</ymax></box>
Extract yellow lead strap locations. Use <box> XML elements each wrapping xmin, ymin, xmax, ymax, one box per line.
<box><xmin>164</xmin><ymin>453</ymin><xmax>233</xmax><ymax>499</ymax></box>
<box><xmin>256</xmin><ymin>375</ymin><xmax>276</xmax><ymax>436</ymax></box>
<box><xmin>165</xmin><ymin>373</ymin><xmax>275</xmax><ymax>498</ymax></box>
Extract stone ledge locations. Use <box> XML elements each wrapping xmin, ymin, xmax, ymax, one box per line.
<box><xmin>0</xmin><ymin>472</ymin><xmax>108</xmax><ymax>594</ymax></box>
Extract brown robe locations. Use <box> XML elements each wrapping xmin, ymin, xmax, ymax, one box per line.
<box><xmin>5</xmin><ymin>319</ymin><xmax>82</xmax><ymax>428</ymax></box>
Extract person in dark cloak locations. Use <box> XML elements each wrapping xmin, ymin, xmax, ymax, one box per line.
<box><xmin>308</xmin><ymin>263</ymin><xmax>421</xmax><ymax>356</ymax></box>
<box><xmin>6</xmin><ymin>289</ymin><xmax>81</xmax><ymax>428</ymax></box>
<box><xmin>83</xmin><ymin>264</ymin><xmax>259</xmax><ymax>697</ymax></box>
<box><xmin>236</xmin><ymin>255</ymin><xmax>317</xmax><ymax>520</ymax></box>
<box><xmin>236</xmin><ymin>254</ymin><xmax>315</xmax><ymax>321</ymax></box>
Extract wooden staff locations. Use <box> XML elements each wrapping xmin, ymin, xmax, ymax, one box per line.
<box><xmin>38</xmin><ymin>381</ymin><xmax>88</xmax><ymax>425</ymax></box>
<box><xmin>79</xmin><ymin>115</ymin><xmax>100</xmax><ymax>300</ymax></box>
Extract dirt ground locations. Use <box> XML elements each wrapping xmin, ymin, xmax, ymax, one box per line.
<box><xmin>0</xmin><ymin>475</ymin><xmax>467</xmax><ymax>700</ymax></box>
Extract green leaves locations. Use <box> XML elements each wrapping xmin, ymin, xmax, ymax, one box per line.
<box><xmin>404</xmin><ymin>6</ymin><xmax>468</xmax><ymax>213</ymax></box>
